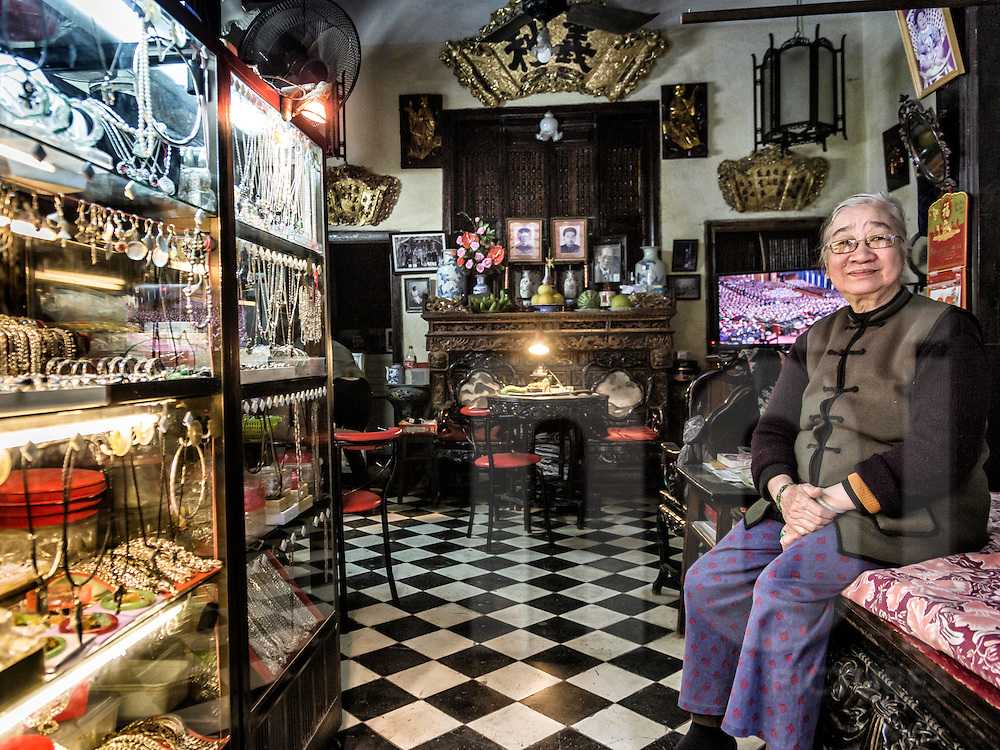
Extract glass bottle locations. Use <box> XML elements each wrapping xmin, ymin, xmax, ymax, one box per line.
<box><xmin>404</xmin><ymin>346</ymin><xmax>417</xmax><ymax>368</ymax></box>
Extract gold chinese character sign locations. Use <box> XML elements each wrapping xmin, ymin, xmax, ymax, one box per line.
<box><xmin>441</xmin><ymin>1</ymin><xmax>668</xmax><ymax>107</ymax></box>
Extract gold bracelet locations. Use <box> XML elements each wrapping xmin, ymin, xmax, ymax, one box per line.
<box><xmin>774</xmin><ymin>482</ymin><xmax>794</xmax><ymax>512</ymax></box>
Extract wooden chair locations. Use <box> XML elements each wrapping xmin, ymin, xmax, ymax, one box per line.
<box><xmin>433</xmin><ymin>354</ymin><xmax>517</xmax><ymax>501</ymax></box>
<box><xmin>334</xmin><ymin>427</ymin><xmax>402</xmax><ymax>610</ymax></box>
<box><xmin>468</xmin><ymin>410</ymin><xmax>553</xmax><ymax>552</ymax></box>
<box><xmin>582</xmin><ymin>352</ymin><xmax>664</xmax><ymax>515</ymax></box>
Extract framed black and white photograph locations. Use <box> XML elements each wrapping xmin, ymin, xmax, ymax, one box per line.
<box><xmin>404</xmin><ymin>277</ymin><xmax>434</xmax><ymax>312</ymax></box>
<box><xmin>391</xmin><ymin>232</ymin><xmax>445</xmax><ymax>273</ymax></box>
<box><xmin>592</xmin><ymin>242</ymin><xmax>624</xmax><ymax>284</ymax></box>
<box><xmin>506</xmin><ymin>218</ymin><xmax>544</xmax><ymax>263</ymax></box>
<box><xmin>551</xmin><ymin>217</ymin><xmax>588</xmax><ymax>262</ymax></box>
<box><xmin>669</xmin><ymin>274</ymin><xmax>701</xmax><ymax>300</ymax></box>
<box><xmin>672</xmin><ymin>239</ymin><xmax>699</xmax><ymax>272</ymax></box>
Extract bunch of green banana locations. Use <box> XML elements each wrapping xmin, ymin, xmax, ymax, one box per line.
<box><xmin>469</xmin><ymin>289</ymin><xmax>514</xmax><ymax>313</ymax></box>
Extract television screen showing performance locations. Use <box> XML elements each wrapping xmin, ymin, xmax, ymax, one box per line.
<box><xmin>715</xmin><ymin>271</ymin><xmax>849</xmax><ymax>347</ymax></box>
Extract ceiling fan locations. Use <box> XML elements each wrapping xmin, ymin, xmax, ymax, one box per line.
<box><xmin>480</xmin><ymin>0</ymin><xmax>658</xmax><ymax>44</ymax></box>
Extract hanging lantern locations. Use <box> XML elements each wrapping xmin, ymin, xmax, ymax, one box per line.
<box><xmin>753</xmin><ymin>25</ymin><xmax>846</xmax><ymax>151</ymax></box>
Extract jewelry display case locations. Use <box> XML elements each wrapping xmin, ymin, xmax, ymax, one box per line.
<box><xmin>0</xmin><ymin>2</ymin><xmax>340</xmax><ymax>750</ymax></box>
<box><xmin>227</xmin><ymin>66</ymin><xmax>339</xmax><ymax>749</ymax></box>
<box><xmin>0</xmin><ymin>1</ymin><xmax>236</xmax><ymax>747</ymax></box>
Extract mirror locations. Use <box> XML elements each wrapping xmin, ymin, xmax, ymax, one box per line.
<box><xmin>898</xmin><ymin>94</ymin><xmax>955</xmax><ymax>192</ymax></box>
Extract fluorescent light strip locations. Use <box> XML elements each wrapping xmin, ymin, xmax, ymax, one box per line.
<box><xmin>0</xmin><ymin>413</ymin><xmax>159</xmax><ymax>451</ymax></box>
<box><xmin>35</xmin><ymin>269</ymin><xmax>126</xmax><ymax>291</ymax></box>
<box><xmin>0</xmin><ymin>600</ymin><xmax>185</xmax><ymax>735</ymax></box>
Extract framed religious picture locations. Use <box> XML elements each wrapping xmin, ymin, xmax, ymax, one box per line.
<box><xmin>671</xmin><ymin>239</ymin><xmax>699</xmax><ymax>272</ymax></box>
<box><xmin>551</xmin><ymin>217</ymin><xmax>588</xmax><ymax>262</ymax></box>
<box><xmin>592</xmin><ymin>241</ymin><xmax>624</xmax><ymax>284</ymax></box>
<box><xmin>399</xmin><ymin>94</ymin><xmax>444</xmax><ymax>168</ymax></box>
<box><xmin>391</xmin><ymin>232</ymin><xmax>445</xmax><ymax>274</ymax></box>
<box><xmin>668</xmin><ymin>274</ymin><xmax>701</xmax><ymax>301</ymax></box>
<box><xmin>661</xmin><ymin>83</ymin><xmax>708</xmax><ymax>159</ymax></box>
<box><xmin>506</xmin><ymin>218</ymin><xmax>544</xmax><ymax>263</ymax></box>
<box><xmin>883</xmin><ymin>124</ymin><xmax>911</xmax><ymax>192</ymax></box>
<box><xmin>404</xmin><ymin>277</ymin><xmax>434</xmax><ymax>312</ymax></box>
<box><xmin>897</xmin><ymin>9</ymin><xmax>965</xmax><ymax>99</ymax></box>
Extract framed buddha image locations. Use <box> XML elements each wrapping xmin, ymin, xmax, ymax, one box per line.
<box><xmin>400</xmin><ymin>94</ymin><xmax>444</xmax><ymax>168</ymax></box>
<box><xmin>551</xmin><ymin>217</ymin><xmax>588</xmax><ymax>262</ymax></box>
<box><xmin>506</xmin><ymin>218</ymin><xmax>544</xmax><ymax>263</ymax></box>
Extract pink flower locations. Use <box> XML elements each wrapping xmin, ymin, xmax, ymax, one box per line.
<box><xmin>457</xmin><ymin>247</ymin><xmax>466</xmax><ymax>258</ymax></box>
<box><xmin>456</xmin><ymin>234</ymin><xmax>464</xmax><ymax>245</ymax></box>
<box><xmin>476</xmin><ymin>263</ymin><xmax>485</xmax><ymax>273</ymax></box>
<box><xmin>475</xmin><ymin>252</ymin><xmax>484</xmax><ymax>262</ymax></box>
<box><xmin>470</xmin><ymin>239</ymin><xmax>480</xmax><ymax>250</ymax></box>
<box><xmin>478</xmin><ymin>225</ymin><xmax>488</xmax><ymax>235</ymax></box>
<box><xmin>483</xmin><ymin>258</ymin><xmax>493</xmax><ymax>269</ymax></box>
<box><xmin>465</xmin><ymin>259</ymin><xmax>474</xmax><ymax>269</ymax></box>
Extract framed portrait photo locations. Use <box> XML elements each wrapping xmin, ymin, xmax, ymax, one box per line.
<box><xmin>391</xmin><ymin>232</ymin><xmax>445</xmax><ymax>274</ymax></box>
<box><xmin>668</xmin><ymin>274</ymin><xmax>701</xmax><ymax>301</ymax></box>
<box><xmin>506</xmin><ymin>218</ymin><xmax>544</xmax><ymax>263</ymax></box>
<box><xmin>404</xmin><ymin>277</ymin><xmax>434</xmax><ymax>312</ymax></box>
<box><xmin>897</xmin><ymin>9</ymin><xmax>965</xmax><ymax>99</ymax></box>
<box><xmin>671</xmin><ymin>239</ymin><xmax>699</xmax><ymax>272</ymax></box>
<box><xmin>592</xmin><ymin>241</ymin><xmax>624</xmax><ymax>284</ymax></box>
<box><xmin>551</xmin><ymin>217</ymin><xmax>588</xmax><ymax>262</ymax></box>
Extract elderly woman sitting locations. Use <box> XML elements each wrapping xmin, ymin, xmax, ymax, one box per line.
<box><xmin>677</xmin><ymin>193</ymin><xmax>990</xmax><ymax>750</ymax></box>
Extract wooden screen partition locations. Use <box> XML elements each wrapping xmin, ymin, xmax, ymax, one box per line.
<box><xmin>442</xmin><ymin>102</ymin><xmax>660</xmax><ymax>271</ymax></box>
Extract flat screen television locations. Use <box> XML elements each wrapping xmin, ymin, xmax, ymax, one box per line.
<box><xmin>712</xmin><ymin>270</ymin><xmax>849</xmax><ymax>348</ymax></box>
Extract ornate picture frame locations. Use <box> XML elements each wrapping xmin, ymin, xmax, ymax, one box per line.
<box><xmin>506</xmin><ymin>218</ymin><xmax>544</xmax><ymax>263</ymax></box>
<box><xmin>551</xmin><ymin>217</ymin><xmax>588</xmax><ymax>262</ymax></box>
<box><xmin>896</xmin><ymin>9</ymin><xmax>965</xmax><ymax>99</ymax></box>
<box><xmin>661</xmin><ymin>83</ymin><xmax>708</xmax><ymax>159</ymax></box>
<box><xmin>391</xmin><ymin>232</ymin><xmax>446</xmax><ymax>274</ymax></box>
<box><xmin>400</xmin><ymin>94</ymin><xmax>444</xmax><ymax>168</ymax></box>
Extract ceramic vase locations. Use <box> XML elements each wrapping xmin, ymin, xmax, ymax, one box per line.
<box><xmin>472</xmin><ymin>273</ymin><xmax>490</xmax><ymax>296</ymax></box>
<box><xmin>436</xmin><ymin>249</ymin><xmax>463</xmax><ymax>301</ymax></box>
<box><xmin>562</xmin><ymin>270</ymin><xmax>579</xmax><ymax>302</ymax></box>
<box><xmin>635</xmin><ymin>246</ymin><xmax>666</xmax><ymax>292</ymax></box>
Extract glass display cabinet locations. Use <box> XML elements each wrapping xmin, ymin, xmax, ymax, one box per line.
<box><xmin>228</xmin><ymin>70</ymin><xmax>339</xmax><ymax>747</ymax></box>
<box><xmin>0</xmin><ymin>1</ymin><xmax>235</xmax><ymax>750</ymax></box>
<box><xmin>0</xmin><ymin>2</ymin><xmax>340</xmax><ymax>748</ymax></box>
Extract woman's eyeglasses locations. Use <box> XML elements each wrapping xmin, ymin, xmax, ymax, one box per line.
<box><xmin>826</xmin><ymin>233</ymin><xmax>900</xmax><ymax>255</ymax></box>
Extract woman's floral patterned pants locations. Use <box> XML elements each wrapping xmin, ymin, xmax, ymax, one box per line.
<box><xmin>678</xmin><ymin>518</ymin><xmax>879</xmax><ymax>750</ymax></box>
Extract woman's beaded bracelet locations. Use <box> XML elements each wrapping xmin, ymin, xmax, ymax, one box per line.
<box><xmin>774</xmin><ymin>482</ymin><xmax>794</xmax><ymax>512</ymax></box>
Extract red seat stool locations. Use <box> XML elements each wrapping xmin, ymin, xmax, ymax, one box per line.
<box><xmin>334</xmin><ymin>428</ymin><xmax>402</xmax><ymax>609</ymax></box>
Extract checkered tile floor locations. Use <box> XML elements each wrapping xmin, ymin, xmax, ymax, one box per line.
<box><xmin>336</xmin><ymin>496</ymin><xmax>765</xmax><ymax>750</ymax></box>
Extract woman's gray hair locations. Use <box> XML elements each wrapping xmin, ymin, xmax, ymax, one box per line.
<box><xmin>818</xmin><ymin>192</ymin><xmax>910</xmax><ymax>267</ymax></box>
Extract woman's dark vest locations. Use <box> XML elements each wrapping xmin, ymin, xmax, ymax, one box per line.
<box><xmin>794</xmin><ymin>292</ymin><xmax>989</xmax><ymax>565</ymax></box>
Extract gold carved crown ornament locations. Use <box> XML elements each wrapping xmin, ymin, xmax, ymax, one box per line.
<box><xmin>717</xmin><ymin>146</ymin><xmax>829</xmax><ymax>213</ymax></box>
<box><xmin>441</xmin><ymin>0</ymin><xmax>668</xmax><ymax>107</ymax></box>
<box><xmin>326</xmin><ymin>165</ymin><xmax>401</xmax><ymax>226</ymax></box>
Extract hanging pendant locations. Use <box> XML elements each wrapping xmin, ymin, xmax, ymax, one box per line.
<box><xmin>158</xmin><ymin>175</ymin><xmax>176</xmax><ymax>195</ymax></box>
<box><xmin>133</xmin><ymin>141</ymin><xmax>151</xmax><ymax>159</ymax></box>
<box><xmin>152</xmin><ymin>237</ymin><xmax>170</xmax><ymax>268</ymax></box>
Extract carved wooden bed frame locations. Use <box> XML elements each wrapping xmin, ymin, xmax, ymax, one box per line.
<box><xmin>820</xmin><ymin>600</ymin><xmax>1000</xmax><ymax>749</ymax></box>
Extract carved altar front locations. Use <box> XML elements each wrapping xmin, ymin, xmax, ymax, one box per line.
<box><xmin>423</xmin><ymin>309</ymin><xmax>675</xmax><ymax>413</ymax></box>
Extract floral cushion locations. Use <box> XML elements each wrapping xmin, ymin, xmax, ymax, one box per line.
<box><xmin>842</xmin><ymin>492</ymin><xmax>1000</xmax><ymax>691</ymax></box>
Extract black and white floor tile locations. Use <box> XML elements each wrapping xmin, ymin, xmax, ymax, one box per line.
<box><xmin>336</xmin><ymin>496</ymin><xmax>765</xmax><ymax>750</ymax></box>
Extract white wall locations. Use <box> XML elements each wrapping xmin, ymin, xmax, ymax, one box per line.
<box><xmin>335</xmin><ymin>12</ymin><xmax>916</xmax><ymax>363</ymax></box>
